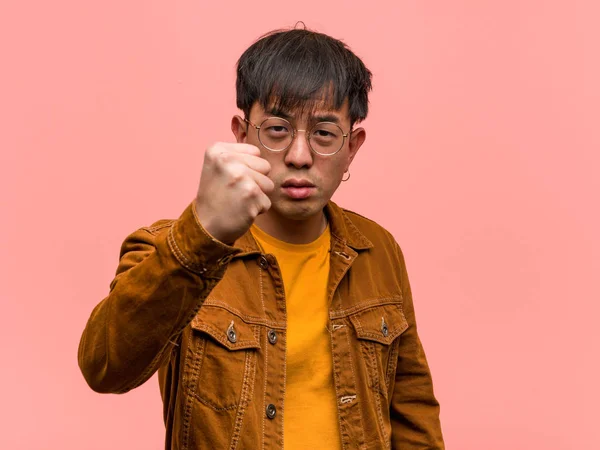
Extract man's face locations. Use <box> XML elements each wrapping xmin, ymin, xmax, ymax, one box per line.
<box><xmin>232</xmin><ymin>99</ymin><xmax>366</xmax><ymax>222</ymax></box>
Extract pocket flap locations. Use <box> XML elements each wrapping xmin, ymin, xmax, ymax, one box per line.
<box><xmin>349</xmin><ymin>303</ymin><xmax>409</xmax><ymax>345</ymax></box>
<box><xmin>191</xmin><ymin>305</ymin><xmax>261</xmax><ymax>351</ymax></box>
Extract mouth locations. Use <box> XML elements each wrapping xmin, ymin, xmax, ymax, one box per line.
<box><xmin>281</xmin><ymin>179</ymin><xmax>315</xmax><ymax>188</ymax></box>
<box><xmin>281</xmin><ymin>179</ymin><xmax>316</xmax><ymax>199</ymax></box>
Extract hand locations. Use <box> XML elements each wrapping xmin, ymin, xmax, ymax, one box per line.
<box><xmin>194</xmin><ymin>142</ymin><xmax>274</xmax><ymax>245</ymax></box>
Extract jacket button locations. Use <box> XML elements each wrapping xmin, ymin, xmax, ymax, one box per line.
<box><xmin>227</xmin><ymin>322</ymin><xmax>237</xmax><ymax>343</ymax></box>
<box><xmin>381</xmin><ymin>318</ymin><xmax>389</xmax><ymax>337</ymax></box>
<box><xmin>258</xmin><ymin>256</ymin><xmax>269</xmax><ymax>269</ymax></box>
<box><xmin>268</xmin><ymin>329</ymin><xmax>277</xmax><ymax>345</ymax></box>
<box><xmin>266</xmin><ymin>404</ymin><xmax>277</xmax><ymax>419</ymax></box>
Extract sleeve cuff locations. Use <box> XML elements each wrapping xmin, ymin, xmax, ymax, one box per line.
<box><xmin>167</xmin><ymin>201</ymin><xmax>241</xmax><ymax>276</ymax></box>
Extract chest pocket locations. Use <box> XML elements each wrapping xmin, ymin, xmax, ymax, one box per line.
<box><xmin>349</xmin><ymin>302</ymin><xmax>409</xmax><ymax>396</ymax></box>
<box><xmin>186</xmin><ymin>305</ymin><xmax>261</xmax><ymax>410</ymax></box>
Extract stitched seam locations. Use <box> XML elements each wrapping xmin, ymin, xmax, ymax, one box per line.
<box><xmin>330</xmin><ymin>297</ymin><xmax>403</xmax><ymax>318</ymax></box>
<box><xmin>262</xmin><ymin>325</ymin><xmax>268</xmax><ymax>450</ymax></box>
<box><xmin>356</xmin><ymin>330</ymin><xmax>399</xmax><ymax>340</ymax></box>
<box><xmin>343</xmin><ymin>323</ymin><xmax>367</xmax><ymax>449</ymax></box>
<box><xmin>143</xmin><ymin>222</ymin><xmax>173</xmax><ymax>234</ymax></box>
<box><xmin>344</xmin><ymin>327</ymin><xmax>360</xmax><ymax>410</ymax></box>
<box><xmin>182</xmin><ymin>332</ymin><xmax>204</xmax><ymax>450</ymax></box>
<box><xmin>330</xmin><ymin>324</ymin><xmax>346</xmax><ymax>450</ymax></box>
<box><xmin>191</xmin><ymin>392</ymin><xmax>239</xmax><ymax>411</ymax></box>
<box><xmin>259</xmin><ymin>267</ymin><xmax>266</xmax><ymax>317</ymax></box>
<box><xmin>258</xmin><ymin>266</ymin><xmax>267</xmax><ymax>450</ymax></box>
<box><xmin>350</xmin><ymin>310</ymin><xmax>408</xmax><ymax>343</ymax></box>
<box><xmin>330</xmin><ymin>325</ymin><xmax>350</xmax><ymax>450</ymax></box>
<box><xmin>353</xmin><ymin>314</ymin><xmax>364</xmax><ymax>335</ymax></box>
<box><xmin>193</xmin><ymin>323</ymin><xmax>260</xmax><ymax>349</ymax></box>
<box><xmin>348</xmin><ymin>307</ymin><xmax>407</xmax><ymax>343</ymax></box>
<box><xmin>168</xmin><ymin>225</ymin><xmax>216</xmax><ymax>275</ymax></box>
<box><xmin>280</xmin><ymin>328</ymin><xmax>286</xmax><ymax>449</ymax></box>
<box><xmin>259</xmin><ymin>265</ymin><xmax>266</xmax><ymax>450</ymax></box>
<box><xmin>368</xmin><ymin>341</ymin><xmax>388</xmax><ymax>447</ymax></box>
<box><xmin>229</xmin><ymin>347</ymin><xmax>255</xmax><ymax>449</ymax></box>
<box><xmin>201</xmin><ymin>300</ymin><xmax>283</xmax><ymax>328</ymax></box>
<box><xmin>190</xmin><ymin>334</ymin><xmax>258</xmax><ymax>412</ymax></box>
<box><xmin>385</xmin><ymin>339</ymin><xmax>400</xmax><ymax>394</ymax></box>
<box><xmin>168</xmin><ymin>225</ymin><xmax>194</xmax><ymax>270</ymax></box>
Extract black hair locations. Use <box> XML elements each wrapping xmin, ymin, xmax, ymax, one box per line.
<box><xmin>236</xmin><ymin>26</ymin><xmax>373</xmax><ymax>126</ymax></box>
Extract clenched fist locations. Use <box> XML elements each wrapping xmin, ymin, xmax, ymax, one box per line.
<box><xmin>194</xmin><ymin>143</ymin><xmax>274</xmax><ymax>245</ymax></box>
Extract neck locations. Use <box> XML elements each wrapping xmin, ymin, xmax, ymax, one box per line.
<box><xmin>253</xmin><ymin>208</ymin><xmax>328</xmax><ymax>245</ymax></box>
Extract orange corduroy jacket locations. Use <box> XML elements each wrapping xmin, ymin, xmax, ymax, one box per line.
<box><xmin>78</xmin><ymin>200</ymin><xmax>444</xmax><ymax>449</ymax></box>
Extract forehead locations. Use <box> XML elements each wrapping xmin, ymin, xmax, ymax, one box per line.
<box><xmin>252</xmin><ymin>97</ymin><xmax>350</xmax><ymax>123</ymax></box>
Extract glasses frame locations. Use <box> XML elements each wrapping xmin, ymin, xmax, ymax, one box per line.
<box><xmin>244</xmin><ymin>117</ymin><xmax>350</xmax><ymax>156</ymax></box>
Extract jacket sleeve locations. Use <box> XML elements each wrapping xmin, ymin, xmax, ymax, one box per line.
<box><xmin>390</xmin><ymin>242</ymin><xmax>445</xmax><ymax>449</ymax></box>
<box><xmin>77</xmin><ymin>202</ymin><xmax>240</xmax><ymax>394</ymax></box>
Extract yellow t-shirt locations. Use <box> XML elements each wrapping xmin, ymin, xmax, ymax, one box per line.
<box><xmin>250</xmin><ymin>223</ymin><xmax>341</xmax><ymax>449</ymax></box>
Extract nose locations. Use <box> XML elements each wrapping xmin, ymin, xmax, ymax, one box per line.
<box><xmin>284</xmin><ymin>129</ymin><xmax>314</xmax><ymax>169</ymax></box>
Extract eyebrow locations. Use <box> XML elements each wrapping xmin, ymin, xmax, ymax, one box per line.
<box><xmin>265</xmin><ymin>107</ymin><xmax>341</xmax><ymax>125</ymax></box>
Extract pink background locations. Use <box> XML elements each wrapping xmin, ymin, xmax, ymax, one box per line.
<box><xmin>1</xmin><ymin>1</ymin><xmax>599</xmax><ymax>449</ymax></box>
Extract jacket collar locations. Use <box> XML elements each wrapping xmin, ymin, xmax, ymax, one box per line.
<box><xmin>231</xmin><ymin>200</ymin><xmax>373</xmax><ymax>258</ymax></box>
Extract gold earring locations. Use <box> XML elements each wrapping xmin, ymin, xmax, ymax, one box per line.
<box><xmin>342</xmin><ymin>170</ymin><xmax>351</xmax><ymax>182</ymax></box>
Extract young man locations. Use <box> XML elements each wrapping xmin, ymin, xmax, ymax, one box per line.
<box><xmin>78</xmin><ymin>27</ymin><xmax>444</xmax><ymax>449</ymax></box>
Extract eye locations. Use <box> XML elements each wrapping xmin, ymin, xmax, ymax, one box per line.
<box><xmin>267</xmin><ymin>125</ymin><xmax>289</xmax><ymax>134</ymax></box>
<box><xmin>261</xmin><ymin>118</ymin><xmax>292</xmax><ymax>139</ymax></box>
<box><xmin>314</xmin><ymin>129</ymin><xmax>335</xmax><ymax>138</ymax></box>
<box><xmin>311</xmin><ymin>124</ymin><xmax>341</xmax><ymax>144</ymax></box>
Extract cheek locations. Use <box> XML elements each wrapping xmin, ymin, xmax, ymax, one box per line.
<box><xmin>324</xmin><ymin>159</ymin><xmax>347</xmax><ymax>178</ymax></box>
<box><xmin>316</xmin><ymin>162</ymin><xmax>345</xmax><ymax>190</ymax></box>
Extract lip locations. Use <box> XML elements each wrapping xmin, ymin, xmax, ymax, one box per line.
<box><xmin>281</xmin><ymin>178</ymin><xmax>315</xmax><ymax>188</ymax></box>
<box><xmin>281</xmin><ymin>185</ymin><xmax>315</xmax><ymax>199</ymax></box>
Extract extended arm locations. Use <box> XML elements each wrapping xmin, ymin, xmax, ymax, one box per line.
<box><xmin>390</xmin><ymin>243</ymin><xmax>445</xmax><ymax>449</ymax></box>
<box><xmin>77</xmin><ymin>202</ymin><xmax>238</xmax><ymax>394</ymax></box>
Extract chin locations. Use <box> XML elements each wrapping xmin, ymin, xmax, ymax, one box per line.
<box><xmin>272</xmin><ymin>199</ymin><xmax>324</xmax><ymax>221</ymax></box>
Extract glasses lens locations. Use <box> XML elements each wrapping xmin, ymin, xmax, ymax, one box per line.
<box><xmin>309</xmin><ymin>122</ymin><xmax>344</xmax><ymax>155</ymax></box>
<box><xmin>259</xmin><ymin>118</ymin><xmax>293</xmax><ymax>151</ymax></box>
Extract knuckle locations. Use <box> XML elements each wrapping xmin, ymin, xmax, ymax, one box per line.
<box><xmin>207</xmin><ymin>146</ymin><xmax>228</xmax><ymax>166</ymax></box>
<box><xmin>216</xmin><ymin>151</ymin><xmax>232</xmax><ymax>165</ymax></box>
<box><xmin>250</xmin><ymin>183</ymin><xmax>262</xmax><ymax>197</ymax></box>
<box><xmin>205</xmin><ymin>145</ymin><xmax>217</xmax><ymax>160</ymax></box>
<box><xmin>245</xmin><ymin>144</ymin><xmax>260</xmax><ymax>154</ymax></box>
<box><xmin>240</xmin><ymin>181</ymin><xmax>258</xmax><ymax>199</ymax></box>
<box><xmin>207</xmin><ymin>142</ymin><xmax>224</xmax><ymax>153</ymax></box>
<box><xmin>250</xmin><ymin>205</ymin><xmax>260</xmax><ymax>218</ymax></box>
<box><xmin>229</xmin><ymin>168</ymin><xmax>244</xmax><ymax>183</ymax></box>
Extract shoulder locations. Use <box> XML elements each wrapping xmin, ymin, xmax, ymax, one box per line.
<box><xmin>140</xmin><ymin>219</ymin><xmax>174</xmax><ymax>235</ymax></box>
<box><xmin>118</xmin><ymin>219</ymin><xmax>174</xmax><ymax>256</ymax></box>
<box><xmin>339</xmin><ymin>207</ymin><xmax>400</xmax><ymax>249</ymax></box>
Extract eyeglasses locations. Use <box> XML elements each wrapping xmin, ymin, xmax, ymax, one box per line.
<box><xmin>244</xmin><ymin>117</ymin><xmax>349</xmax><ymax>156</ymax></box>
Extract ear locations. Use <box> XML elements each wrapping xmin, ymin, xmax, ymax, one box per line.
<box><xmin>346</xmin><ymin>127</ymin><xmax>366</xmax><ymax>170</ymax></box>
<box><xmin>231</xmin><ymin>115</ymin><xmax>248</xmax><ymax>143</ymax></box>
